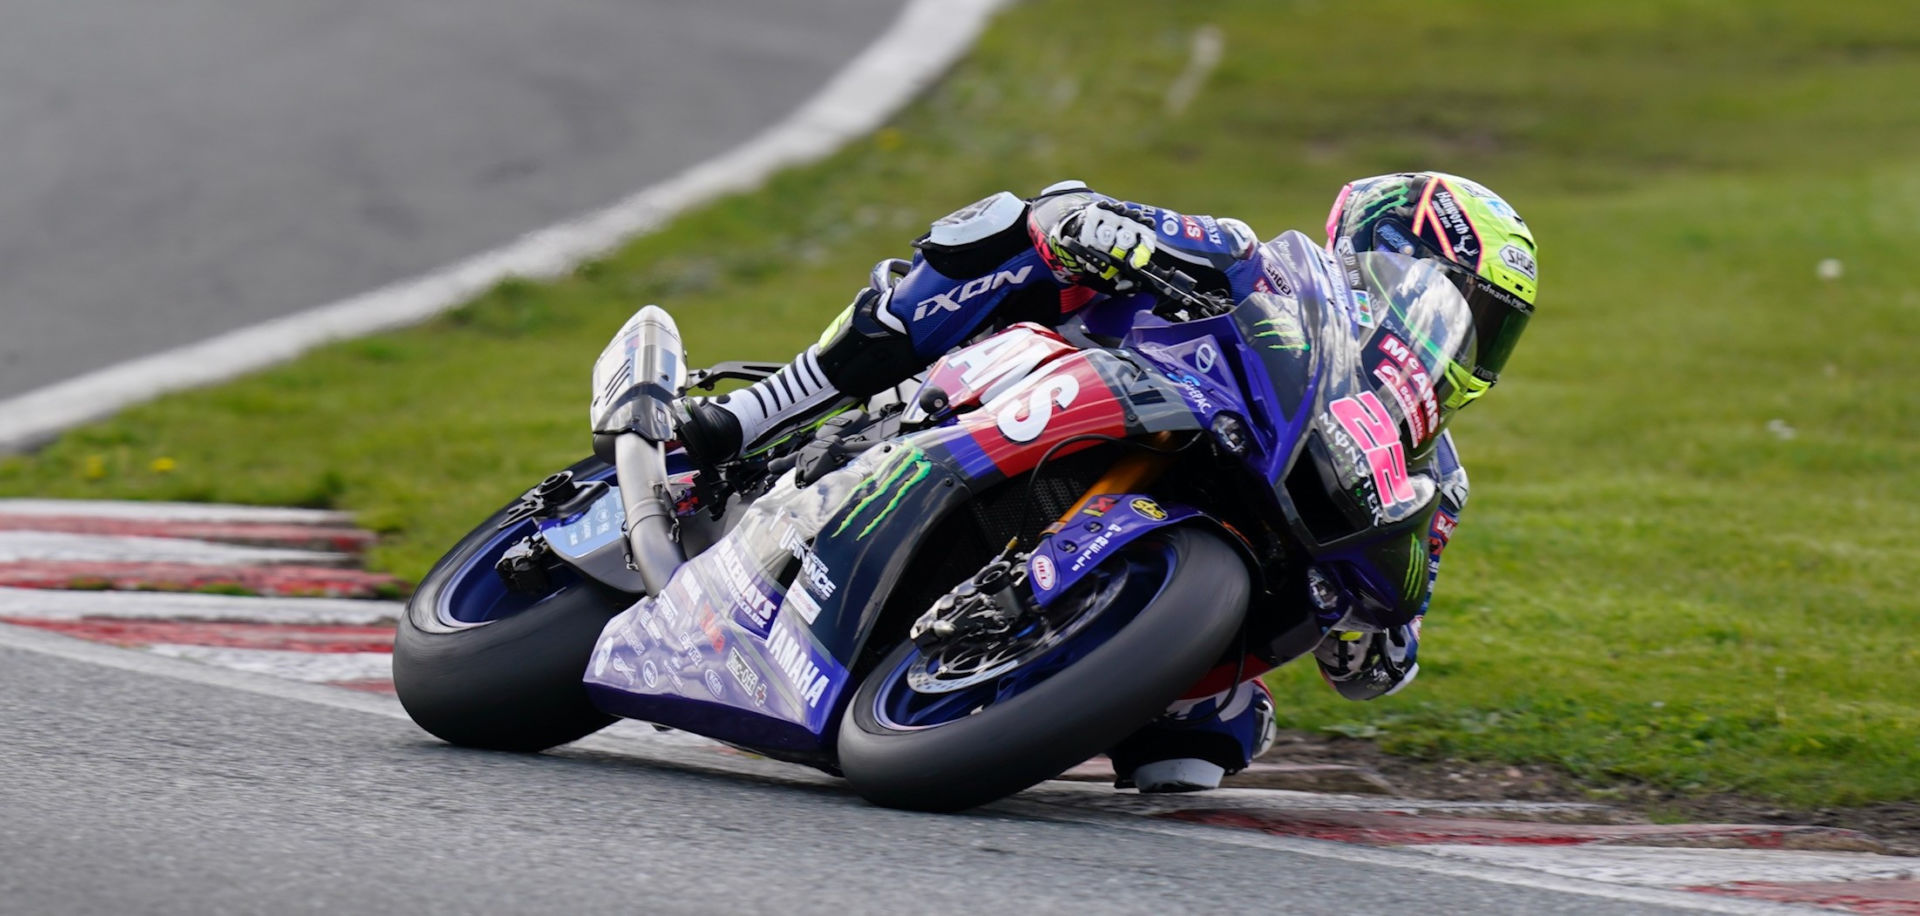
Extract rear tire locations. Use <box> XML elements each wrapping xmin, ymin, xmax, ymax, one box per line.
<box><xmin>392</xmin><ymin>458</ymin><xmax>632</xmax><ymax>752</ymax></box>
<box><xmin>837</xmin><ymin>528</ymin><xmax>1249</xmax><ymax>812</ymax></box>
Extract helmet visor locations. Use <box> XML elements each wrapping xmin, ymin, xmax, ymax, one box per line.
<box><xmin>1371</xmin><ymin>222</ymin><xmax>1533</xmax><ymax>384</ymax></box>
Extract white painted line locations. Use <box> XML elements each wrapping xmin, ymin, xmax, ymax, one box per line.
<box><xmin>0</xmin><ymin>586</ymin><xmax>401</xmax><ymax>625</ymax></box>
<box><xmin>0</xmin><ymin>531</ymin><xmax>348</xmax><ymax>567</ymax></box>
<box><xmin>1405</xmin><ymin>844</ymin><xmax>1919</xmax><ymax>888</ymax></box>
<box><xmin>0</xmin><ymin>0</ymin><xmax>1015</xmax><ymax>453</ymax></box>
<box><xmin>0</xmin><ymin>499</ymin><xmax>354</xmax><ymax>526</ymax></box>
<box><xmin>146</xmin><ymin>644</ymin><xmax>394</xmax><ymax>682</ymax></box>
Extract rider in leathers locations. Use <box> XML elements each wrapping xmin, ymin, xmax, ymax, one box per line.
<box><xmin>675</xmin><ymin>174</ymin><xmax>1539</xmax><ymax>792</ymax></box>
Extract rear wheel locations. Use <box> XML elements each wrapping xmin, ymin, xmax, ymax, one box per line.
<box><xmin>837</xmin><ymin>527</ymin><xmax>1249</xmax><ymax>812</ymax></box>
<box><xmin>392</xmin><ymin>457</ymin><xmax>634</xmax><ymax>752</ymax></box>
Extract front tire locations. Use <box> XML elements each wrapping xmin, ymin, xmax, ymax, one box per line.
<box><xmin>392</xmin><ymin>458</ymin><xmax>633</xmax><ymax>752</ymax></box>
<box><xmin>837</xmin><ymin>528</ymin><xmax>1249</xmax><ymax>812</ymax></box>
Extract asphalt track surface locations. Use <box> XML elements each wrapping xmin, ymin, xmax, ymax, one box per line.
<box><xmin>0</xmin><ymin>644</ymin><xmax>1713</xmax><ymax>915</ymax></box>
<box><xmin>0</xmin><ymin>0</ymin><xmax>902</xmax><ymax>400</ymax></box>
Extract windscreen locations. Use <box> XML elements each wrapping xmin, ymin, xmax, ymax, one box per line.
<box><xmin>1352</xmin><ymin>250</ymin><xmax>1477</xmax><ymax>451</ymax></box>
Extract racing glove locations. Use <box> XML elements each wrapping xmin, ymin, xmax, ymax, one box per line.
<box><xmin>1044</xmin><ymin>200</ymin><xmax>1157</xmax><ymax>290</ymax></box>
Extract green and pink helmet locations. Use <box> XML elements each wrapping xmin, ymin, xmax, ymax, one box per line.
<box><xmin>1326</xmin><ymin>172</ymin><xmax>1538</xmax><ymax>412</ymax></box>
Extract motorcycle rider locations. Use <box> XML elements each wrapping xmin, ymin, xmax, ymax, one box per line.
<box><xmin>674</xmin><ymin>173</ymin><xmax>1539</xmax><ymax>791</ymax></box>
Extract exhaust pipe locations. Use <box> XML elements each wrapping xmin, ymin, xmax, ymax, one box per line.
<box><xmin>591</xmin><ymin>305</ymin><xmax>690</xmax><ymax>596</ymax></box>
<box><xmin>615</xmin><ymin>432</ymin><xmax>684</xmax><ymax>596</ymax></box>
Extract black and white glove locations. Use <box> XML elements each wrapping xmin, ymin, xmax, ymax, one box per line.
<box><xmin>1044</xmin><ymin>201</ymin><xmax>1157</xmax><ymax>290</ymax></box>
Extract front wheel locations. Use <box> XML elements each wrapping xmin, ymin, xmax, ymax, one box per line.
<box><xmin>837</xmin><ymin>527</ymin><xmax>1249</xmax><ymax>812</ymax></box>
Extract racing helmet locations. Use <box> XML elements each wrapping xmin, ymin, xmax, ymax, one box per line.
<box><xmin>1325</xmin><ymin>172</ymin><xmax>1537</xmax><ymax>413</ymax></box>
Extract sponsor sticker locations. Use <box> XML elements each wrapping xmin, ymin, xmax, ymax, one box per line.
<box><xmin>726</xmin><ymin>647</ymin><xmax>768</xmax><ymax>706</ymax></box>
<box><xmin>1259</xmin><ymin>259</ymin><xmax>1296</xmax><ymax>297</ymax></box>
<box><xmin>1429</xmin><ymin>508</ymin><xmax>1459</xmax><ymax>556</ymax></box>
<box><xmin>1350</xmin><ymin>289</ymin><xmax>1377</xmax><ymax>329</ymax></box>
<box><xmin>1498</xmin><ymin>244</ymin><xmax>1537</xmax><ymax>281</ymax></box>
<box><xmin>766</xmin><ymin>619</ymin><xmax>831</xmax><ymax>709</ymax></box>
<box><xmin>995</xmin><ymin>367</ymin><xmax>1081</xmax><ymax>443</ymax></box>
<box><xmin>784</xmin><ymin>585</ymin><xmax>822</xmax><ymax>625</ymax></box>
<box><xmin>609</xmin><ymin>653</ymin><xmax>638</xmax><ymax>685</ymax></box>
<box><xmin>1197</xmin><ymin>215</ymin><xmax>1223</xmax><ymax>245</ymax></box>
<box><xmin>1195</xmin><ymin>343</ymin><xmax>1218</xmax><ymax>373</ymax></box>
<box><xmin>780</xmin><ymin>523</ymin><xmax>835</xmax><ymax>600</ymax></box>
<box><xmin>913</xmin><ymin>266</ymin><xmax>1035</xmax><ymax>322</ymax></box>
<box><xmin>1069</xmin><ymin>530</ymin><xmax>1116</xmax><ymax>572</ymax></box>
<box><xmin>1414</xmin><ymin>184</ymin><xmax>1483</xmax><ymax>266</ymax></box>
<box><xmin>1372</xmin><ymin>334</ymin><xmax>1438</xmax><ymax>442</ymax></box>
<box><xmin>640</xmin><ymin>659</ymin><xmax>661</xmax><ymax>689</ymax></box>
<box><xmin>716</xmin><ymin>540</ymin><xmax>777</xmax><ymax>632</ymax></box>
<box><xmin>1130</xmin><ymin>498</ymin><xmax>1167</xmax><ymax>521</ymax></box>
<box><xmin>1031</xmin><ymin>554</ymin><xmax>1057</xmax><ymax>592</ymax></box>
<box><xmin>703</xmin><ymin>669</ymin><xmax>727</xmax><ymax>700</ymax></box>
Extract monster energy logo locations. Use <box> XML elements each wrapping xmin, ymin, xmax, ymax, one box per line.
<box><xmin>1253</xmin><ymin>316</ymin><xmax>1308</xmax><ymax>352</ymax></box>
<box><xmin>1405</xmin><ymin>530</ymin><xmax>1425</xmax><ymax>599</ymax></box>
<box><xmin>832</xmin><ymin>451</ymin><xmax>933</xmax><ymax>538</ymax></box>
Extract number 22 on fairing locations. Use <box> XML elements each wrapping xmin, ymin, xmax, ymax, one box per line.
<box><xmin>996</xmin><ymin>371</ymin><xmax>1081</xmax><ymax>443</ymax></box>
<box><xmin>1329</xmin><ymin>392</ymin><xmax>1414</xmax><ymax>506</ymax></box>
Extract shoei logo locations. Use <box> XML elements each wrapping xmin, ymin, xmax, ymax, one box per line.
<box><xmin>1499</xmin><ymin>244</ymin><xmax>1537</xmax><ymax>282</ymax></box>
<box><xmin>913</xmin><ymin>266</ymin><xmax>1035</xmax><ymax>321</ymax></box>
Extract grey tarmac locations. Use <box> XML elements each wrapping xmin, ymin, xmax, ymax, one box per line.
<box><xmin>0</xmin><ymin>0</ymin><xmax>902</xmax><ymax>398</ymax></box>
<box><xmin>0</xmin><ymin>639</ymin><xmax>1734</xmax><ymax>915</ymax></box>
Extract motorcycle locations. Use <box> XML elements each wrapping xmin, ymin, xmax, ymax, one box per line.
<box><xmin>393</xmin><ymin>232</ymin><xmax>1469</xmax><ymax>812</ymax></box>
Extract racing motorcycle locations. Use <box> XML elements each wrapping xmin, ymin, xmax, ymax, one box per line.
<box><xmin>393</xmin><ymin>234</ymin><xmax>1471</xmax><ymax>812</ymax></box>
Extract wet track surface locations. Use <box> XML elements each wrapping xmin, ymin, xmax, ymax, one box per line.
<box><xmin>0</xmin><ymin>0</ymin><xmax>901</xmax><ymax>399</ymax></box>
<box><xmin>0</xmin><ymin>645</ymin><xmax>1706</xmax><ymax>914</ymax></box>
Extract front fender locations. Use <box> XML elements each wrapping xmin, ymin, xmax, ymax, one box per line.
<box><xmin>1025</xmin><ymin>494</ymin><xmax>1257</xmax><ymax>606</ymax></box>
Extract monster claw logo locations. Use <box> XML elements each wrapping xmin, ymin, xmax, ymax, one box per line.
<box><xmin>833</xmin><ymin>450</ymin><xmax>933</xmax><ymax>538</ymax></box>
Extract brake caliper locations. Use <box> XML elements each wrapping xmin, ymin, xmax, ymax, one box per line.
<box><xmin>909</xmin><ymin>554</ymin><xmax>1033</xmax><ymax>651</ymax></box>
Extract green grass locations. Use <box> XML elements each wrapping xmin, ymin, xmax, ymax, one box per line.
<box><xmin>4</xmin><ymin>0</ymin><xmax>1917</xmax><ymax>805</ymax></box>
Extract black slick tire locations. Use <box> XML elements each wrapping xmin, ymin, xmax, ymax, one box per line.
<box><xmin>836</xmin><ymin>527</ymin><xmax>1249</xmax><ymax>812</ymax></box>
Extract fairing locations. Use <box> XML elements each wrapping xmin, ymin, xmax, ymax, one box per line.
<box><xmin>580</xmin><ymin>242</ymin><xmax>1480</xmax><ymax>754</ymax></box>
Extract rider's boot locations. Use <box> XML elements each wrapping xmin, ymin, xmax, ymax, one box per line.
<box><xmin>675</xmin><ymin>286</ymin><xmax>923</xmax><ymax>464</ymax></box>
<box><xmin>1108</xmin><ymin>679</ymin><xmax>1277</xmax><ymax>793</ymax></box>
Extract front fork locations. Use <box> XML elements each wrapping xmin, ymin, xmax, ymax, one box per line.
<box><xmin>907</xmin><ymin>434</ymin><xmax>1180</xmax><ymax>649</ymax></box>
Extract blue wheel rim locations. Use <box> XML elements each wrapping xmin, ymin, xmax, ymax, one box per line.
<box><xmin>870</xmin><ymin>540</ymin><xmax>1180</xmax><ymax>732</ymax></box>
